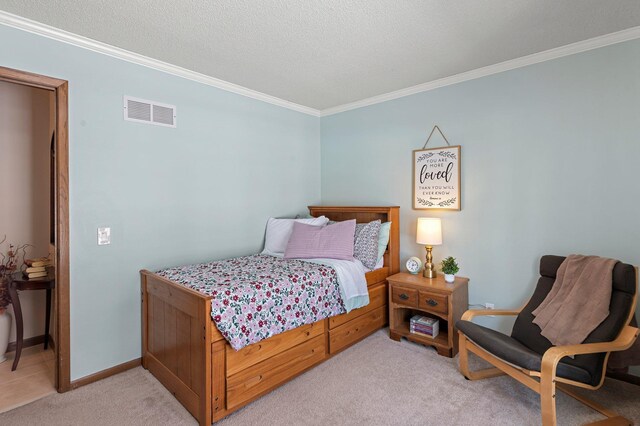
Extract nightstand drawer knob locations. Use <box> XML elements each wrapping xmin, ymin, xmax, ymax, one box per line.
<box><xmin>399</xmin><ymin>293</ymin><xmax>409</xmax><ymax>300</ymax></box>
<box><xmin>426</xmin><ymin>299</ymin><xmax>438</xmax><ymax>307</ymax></box>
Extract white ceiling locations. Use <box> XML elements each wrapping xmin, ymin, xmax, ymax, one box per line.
<box><xmin>1</xmin><ymin>1</ymin><xmax>640</xmax><ymax>111</ymax></box>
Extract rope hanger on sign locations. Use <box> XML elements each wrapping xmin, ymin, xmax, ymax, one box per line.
<box><xmin>422</xmin><ymin>125</ymin><xmax>450</xmax><ymax>149</ymax></box>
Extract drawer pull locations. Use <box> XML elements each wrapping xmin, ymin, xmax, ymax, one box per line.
<box><xmin>426</xmin><ymin>299</ymin><xmax>438</xmax><ymax>307</ymax></box>
<box><xmin>399</xmin><ymin>293</ymin><xmax>409</xmax><ymax>300</ymax></box>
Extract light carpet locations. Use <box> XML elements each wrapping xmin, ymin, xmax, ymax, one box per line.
<box><xmin>1</xmin><ymin>329</ymin><xmax>639</xmax><ymax>425</ymax></box>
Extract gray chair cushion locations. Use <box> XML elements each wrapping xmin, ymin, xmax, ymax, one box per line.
<box><xmin>457</xmin><ymin>320</ymin><xmax>592</xmax><ymax>384</ymax></box>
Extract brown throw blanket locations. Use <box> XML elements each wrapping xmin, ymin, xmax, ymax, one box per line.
<box><xmin>532</xmin><ymin>254</ymin><xmax>617</xmax><ymax>346</ymax></box>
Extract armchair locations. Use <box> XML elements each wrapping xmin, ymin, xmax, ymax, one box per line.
<box><xmin>457</xmin><ymin>255</ymin><xmax>639</xmax><ymax>425</ymax></box>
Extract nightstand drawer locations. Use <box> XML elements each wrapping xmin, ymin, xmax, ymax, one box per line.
<box><xmin>418</xmin><ymin>291</ymin><xmax>448</xmax><ymax>315</ymax></box>
<box><xmin>392</xmin><ymin>286</ymin><xmax>418</xmax><ymax>307</ymax></box>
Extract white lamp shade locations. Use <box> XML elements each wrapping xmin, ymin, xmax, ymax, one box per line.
<box><xmin>416</xmin><ymin>218</ymin><xmax>442</xmax><ymax>245</ymax></box>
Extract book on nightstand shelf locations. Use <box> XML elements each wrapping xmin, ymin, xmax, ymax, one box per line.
<box><xmin>410</xmin><ymin>315</ymin><xmax>439</xmax><ymax>339</ymax></box>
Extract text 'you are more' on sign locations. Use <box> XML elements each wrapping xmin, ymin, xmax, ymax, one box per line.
<box><xmin>413</xmin><ymin>145</ymin><xmax>461</xmax><ymax>210</ymax></box>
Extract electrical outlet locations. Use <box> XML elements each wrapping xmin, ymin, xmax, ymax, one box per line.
<box><xmin>97</xmin><ymin>227</ymin><xmax>111</xmax><ymax>245</ymax></box>
<box><xmin>485</xmin><ymin>302</ymin><xmax>495</xmax><ymax>310</ymax></box>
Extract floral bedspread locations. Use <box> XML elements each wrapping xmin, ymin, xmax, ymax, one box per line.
<box><xmin>156</xmin><ymin>254</ymin><xmax>345</xmax><ymax>350</ymax></box>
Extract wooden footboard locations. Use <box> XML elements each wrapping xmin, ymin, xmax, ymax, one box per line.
<box><xmin>141</xmin><ymin>270</ymin><xmax>213</xmax><ymax>426</ymax></box>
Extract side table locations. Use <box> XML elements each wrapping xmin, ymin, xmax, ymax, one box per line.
<box><xmin>8</xmin><ymin>270</ymin><xmax>55</xmax><ymax>371</ymax></box>
<box><xmin>387</xmin><ymin>272</ymin><xmax>469</xmax><ymax>357</ymax></box>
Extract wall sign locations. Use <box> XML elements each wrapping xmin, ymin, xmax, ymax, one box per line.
<box><xmin>413</xmin><ymin>145</ymin><xmax>461</xmax><ymax>210</ymax></box>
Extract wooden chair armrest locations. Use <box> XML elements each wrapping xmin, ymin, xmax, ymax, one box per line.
<box><xmin>541</xmin><ymin>326</ymin><xmax>640</xmax><ymax>374</ymax></box>
<box><xmin>461</xmin><ymin>308</ymin><xmax>522</xmax><ymax>321</ymax></box>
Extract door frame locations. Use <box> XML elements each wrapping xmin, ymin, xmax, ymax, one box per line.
<box><xmin>0</xmin><ymin>65</ymin><xmax>70</xmax><ymax>392</ymax></box>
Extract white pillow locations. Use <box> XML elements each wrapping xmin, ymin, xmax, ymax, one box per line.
<box><xmin>262</xmin><ymin>216</ymin><xmax>329</xmax><ymax>255</ymax></box>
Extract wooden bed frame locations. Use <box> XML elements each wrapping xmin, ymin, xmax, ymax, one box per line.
<box><xmin>140</xmin><ymin>206</ymin><xmax>400</xmax><ymax>425</ymax></box>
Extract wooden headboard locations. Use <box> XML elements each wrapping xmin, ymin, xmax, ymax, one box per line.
<box><xmin>307</xmin><ymin>206</ymin><xmax>400</xmax><ymax>275</ymax></box>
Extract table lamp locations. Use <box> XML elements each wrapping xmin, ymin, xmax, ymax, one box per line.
<box><xmin>416</xmin><ymin>218</ymin><xmax>442</xmax><ymax>278</ymax></box>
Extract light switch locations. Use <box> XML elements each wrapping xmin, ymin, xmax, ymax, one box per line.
<box><xmin>97</xmin><ymin>227</ymin><xmax>111</xmax><ymax>245</ymax></box>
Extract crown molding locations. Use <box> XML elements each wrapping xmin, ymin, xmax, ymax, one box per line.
<box><xmin>320</xmin><ymin>25</ymin><xmax>640</xmax><ymax>116</ymax></box>
<box><xmin>3</xmin><ymin>10</ymin><xmax>639</xmax><ymax>119</ymax></box>
<box><xmin>0</xmin><ymin>10</ymin><xmax>321</xmax><ymax>117</ymax></box>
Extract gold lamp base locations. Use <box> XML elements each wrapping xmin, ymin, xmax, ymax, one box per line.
<box><xmin>423</xmin><ymin>245</ymin><xmax>437</xmax><ymax>278</ymax></box>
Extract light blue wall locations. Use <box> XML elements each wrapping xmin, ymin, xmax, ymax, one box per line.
<box><xmin>0</xmin><ymin>25</ymin><xmax>321</xmax><ymax>380</ymax></box>
<box><xmin>322</xmin><ymin>39</ymin><xmax>640</xmax><ymax>339</ymax></box>
<box><xmin>3</xmin><ymin>22</ymin><xmax>639</xmax><ymax>380</ymax></box>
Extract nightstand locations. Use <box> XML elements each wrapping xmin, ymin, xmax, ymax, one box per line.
<box><xmin>387</xmin><ymin>272</ymin><xmax>469</xmax><ymax>357</ymax></box>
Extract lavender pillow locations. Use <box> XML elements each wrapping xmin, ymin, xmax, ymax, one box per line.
<box><xmin>284</xmin><ymin>220</ymin><xmax>356</xmax><ymax>260</ymax></box>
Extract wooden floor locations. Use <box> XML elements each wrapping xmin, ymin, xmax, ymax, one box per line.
<box><xmin>0</xmin><ymin>346</ymin><xmax>56</xmax><ymax>414</ymax></box>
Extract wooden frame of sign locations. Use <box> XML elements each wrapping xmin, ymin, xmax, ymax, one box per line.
<box><xmin>413</xmin><ymin>145</ymin><xmax>461</xmax><ymax>210</ymax></box>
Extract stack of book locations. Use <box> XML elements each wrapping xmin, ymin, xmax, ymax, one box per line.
<box><xmin>23</xmin><ymin>257</ymin><xmax>52</xmax><ymax>279</ymax></box>
<box><xmin>410</xmin><ymin>315</ymin><xmax>439</xmax><ymax>339</ymax></box>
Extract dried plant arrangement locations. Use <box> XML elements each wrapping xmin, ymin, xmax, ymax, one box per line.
<box><xmin>0</xmin><ymin>236</ymin><xmax>32</xmax><ymax>313</ymax></box>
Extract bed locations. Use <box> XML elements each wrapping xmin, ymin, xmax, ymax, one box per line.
<box><xmin>140</xmin><ymin>206</ymin><xmax>400</xmax><ymax>425</ymax></box>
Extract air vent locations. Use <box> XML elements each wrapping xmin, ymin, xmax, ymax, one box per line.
<box><xmin>124</xmin><ymin>96</ymin><xmax>176</xmax><ymax>128</ymax></box>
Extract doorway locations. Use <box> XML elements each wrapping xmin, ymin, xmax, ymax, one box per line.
<box><xmin>0</xmin><ymin>66</ymin><xmax>70</xmax><ymax>396</ymax></box>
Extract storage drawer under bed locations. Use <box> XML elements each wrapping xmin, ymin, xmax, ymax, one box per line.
<box><xmin>225</xmin><ymin>334</ymin><xmax>326</xmax><ymax>410</ymax></box>
<box><xmin>329</xmin><ymin>305</ymin><xmax>387</xmax><ymax>354</ymax></box>
<box><xmin>226</xmin><ymin>320</ymin><xmax>325</xmax><ymax>376</ymax></box>
<box><xmin>329</xmin><ymin>281</ymin><xmax>387</xmax><ymax>329</ymax></box>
